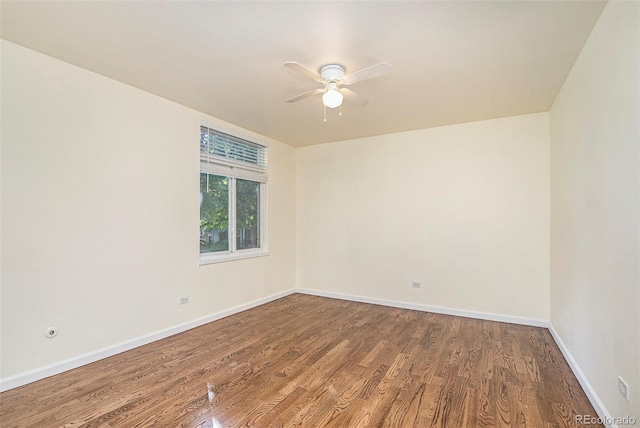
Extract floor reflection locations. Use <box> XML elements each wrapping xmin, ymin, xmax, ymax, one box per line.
<box><xmin>194</xmin><ymin>415</ymin><xmax>224</xmax><ymax>428</ymax></box>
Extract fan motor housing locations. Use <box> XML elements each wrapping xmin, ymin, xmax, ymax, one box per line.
<box><xmin>320</xmin><ymin>64</ymin><xmax>345</xmax><ymax>82</ymax></box>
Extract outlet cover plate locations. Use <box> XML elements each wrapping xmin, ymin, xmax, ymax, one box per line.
<box><xmin>618</xmin><ymin>376</ymin><xmax>630</xmax><ymax>401</ymax></box>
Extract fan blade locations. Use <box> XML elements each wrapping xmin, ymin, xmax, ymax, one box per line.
<box><xmin>340</xmin><ymin>88</ymin><xmax>369</xmax><ymax>106</ymax></box>
<box><xmin>284</xmin><ymin>61</ymin><xmax>323</xmax><ymax>83</ymax></box>
<box><xmin>342</xmin><ymin>62</ymin><xmax>392</xmax><ymax>85</ymax></box>
<box><xmin>341</xmin><ymin>87</ymin><xmax>369</xmax><ymax>106</ymax></box>
<box><xmin>285</xmin><ymin>88</ymin><xmax>325</xmax><ymax>103</ymax></box>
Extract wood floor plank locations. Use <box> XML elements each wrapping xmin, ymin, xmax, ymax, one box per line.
<box><xmin>0</xmin><ymin>294</ymin><xmax>603</xmax><ymax>427</ymax></box>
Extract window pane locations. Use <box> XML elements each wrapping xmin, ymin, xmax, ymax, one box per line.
<box><xmin>200</xmin><ymin>173</ymin><xmax>229</xmax><ymax>253</ymax></box>
<box><xmin>236</xmin><ymin>179</ymin><xmax>260</xmax><ymax>250</ymax></box>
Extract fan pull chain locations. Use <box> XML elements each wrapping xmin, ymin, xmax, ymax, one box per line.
<box><xmin>323</xmin><ymin>104</ymin><xmax>327</xmax><ymax>122</ymax></box>
<box><xmin>339</xmin><ymin>104</ymin><xmax>342</xmax><ymax>117</ymax></box>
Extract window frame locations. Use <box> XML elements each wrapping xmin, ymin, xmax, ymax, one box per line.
<box><xmin>199</xmin><ymin>124</ymin><xmax>268</xmax><ymax>265</ymax></box>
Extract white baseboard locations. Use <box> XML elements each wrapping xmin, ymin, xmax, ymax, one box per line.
<box><xmin>0</xmin><ymin>289</ymin><xmax>295</xmax><ymax>392</ymax></box>
<box><xmin>296</xmin><ymin>288</ymin><xmax>548</xmax><ymax>328</ymax></box>
<box><xmin>548</xmin><ymin>322</ymin><xmax>617</xmax><ymax>428</ymax></box>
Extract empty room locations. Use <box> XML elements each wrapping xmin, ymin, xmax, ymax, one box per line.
<box><xmin>0</xmin><ymin>1</ymin><xmax>638</xmax><ymax>427</ymax></box>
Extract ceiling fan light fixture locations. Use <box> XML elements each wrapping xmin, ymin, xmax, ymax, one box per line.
<box><xmin>322</xmin><ymin>83</ymin><xmax>343</xmax><ymax>108</ymax></box>
<box><xmin>285</xmin><ymin>61</ymin><xmax>391</xmax><ymax>114</ymax></box>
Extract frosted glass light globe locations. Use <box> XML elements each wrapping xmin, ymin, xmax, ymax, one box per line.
<box><xmin>322</xmin><ymin>89</ymin><xmax>343</xmax><ymax>108</ymax></box>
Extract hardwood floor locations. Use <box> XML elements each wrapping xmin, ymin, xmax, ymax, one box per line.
<box><xmin>0</xmin><ymin>294</ymin><xmax>602</xmax><ymax>427</ymax></box>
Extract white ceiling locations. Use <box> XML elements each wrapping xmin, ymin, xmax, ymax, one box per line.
<box><xmin>1</xmin><ymin>1</ymin><xmax>606</xmax><ymax>147</ymax></box>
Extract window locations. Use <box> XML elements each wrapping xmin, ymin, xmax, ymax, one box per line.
<box><xmin>199</xmin><ymin>126</ymin><xmax>267</xmax><ymax>264</ymax></box>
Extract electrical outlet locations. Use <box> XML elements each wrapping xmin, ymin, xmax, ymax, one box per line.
<box><xmin>179</xmin><ymin>296</ymin><xmax>190</xmax><ymax>305</ymax></box>
<box><xmin>411</xmin><ymin>281</ymin><xmax>421</xmax><ymax>289</ymax></box>
<box><xmin>45</xmin><ymin>327</ymin><xmax>59</xmax><ymax>338</ymax></box>
<box><xmin>618</xmin><ymin>376</ymin><xmax>630</xmax><ymax>401</ymax></box>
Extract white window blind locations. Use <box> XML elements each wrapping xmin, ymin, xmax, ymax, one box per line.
<box><xmin>200</xmin><ymin>126</ymin><xmax>267</xmax><ymax>183</ymax></box>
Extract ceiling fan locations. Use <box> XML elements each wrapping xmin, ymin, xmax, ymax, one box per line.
<box><xmin>284</xmin><ymin>61</ymin><xmax>392</xmax><ymax>118</ymax></box>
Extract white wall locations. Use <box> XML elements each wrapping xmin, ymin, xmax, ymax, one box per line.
<box><xmin>550</xmin><ymin>0</ymin><xmax>640</xmax><ymax>420</ymax></box>
<box><xmin>296</xmin><ymin>113</ymin><xmax>550</xmax><ymax>321</ymax></box>
<box><xmin>0</xmin><ymin>41</ymin><xmax>296</xmax><ymax>379</ymax></box>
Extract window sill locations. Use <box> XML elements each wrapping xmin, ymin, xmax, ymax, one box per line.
<box><xmin>199</xmin><ymin>249</ymin><xmax>269</xmax><ymax>265</ymax></box>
